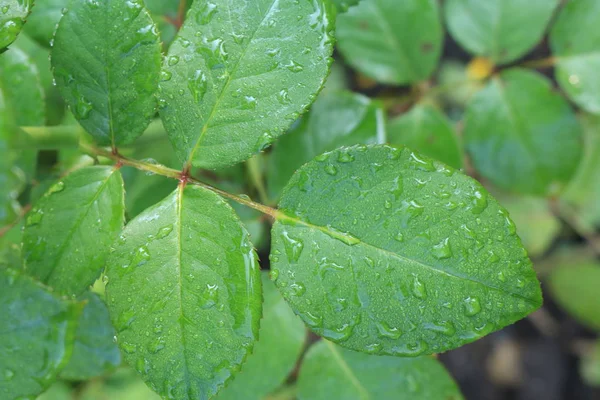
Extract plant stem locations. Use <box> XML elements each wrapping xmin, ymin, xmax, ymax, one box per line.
<box><xmin>520</xmin><ymin>56</ymin><xmax>557</xmax><ymax>70</ymax></box>
<box><xmin>246</xmin><ymin>154</ymin><xmax>270</xmax><ymax>205</ymax></box>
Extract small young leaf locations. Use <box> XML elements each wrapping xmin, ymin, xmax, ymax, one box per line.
<box><xmin>106</xmin><ymin>185</ymin><xmax>261</xmax><ymax>399</ymax></box>
<box><xmin>336</xmin><ymin>0</ymin><xmax>443</xmax><ymax>85</ymax></box>
<box><xmin>0</xmin><ymin>0</ymin><xmax>32</xmax><ymax>49</ymax></box>
<box><xmin>51</xmin><ymin>0</ymin><xmax>162</xmax><ymax>146</ymax></box>
<box><xmin>0</xmin><ymin>268</ymin><xmax>80</xmax><ymax>400</ymax></box>
<box><xmin>444</xmin><ymin>0</ymin><xmax>559</xmax><ymax>65</ymax></box>
<box><xmin>297</xmin><ymin>341</ymin><xmax>464</xmax><ymax>399</ymax></box>
<box><xmin>23</xmin><ymin>166</ymin><xmax>125</xmax><ymax>296</ymax></box>
<box><xmin>60</xmin><ymin>292</ymin><xmax>121</xmax><ymax>381</ymax></box>
<box><xmin>0</xmin><ymin>46</ymin><xmax>45</xmax><ymax>125</ymax></box>
<box><xmin>388</xmin><ymin>103</ymin><xmax>463</xmax><ymax>169</ymax></box>
<box><xmin>268</xmin><ymin>91</ymin><xmax>384</xmax><ymax>201</ymax></box>
<box><xmin>271</xmin><ymin>145</ymin><xmax>542</xmax><ymax>356</ymax></box>
<box><xmin>159</xmin><ymin>0</ymin><xmax>334</xmax><ymax>170</ymax></box>
<box><xmin>216</xmin><ymin>273</ymin><xmax>306</xmax><ymax>400</ymax></box>
<box><xmin>23</xmin><ymin>0</ymin><xmax>69</xmax><ymax>48</ymax></box>
<box><xmin>464</xmin><ymin>69</ymin><xmax>582</xmax><ymax>195</ymax></box>
<box><xmin>560</xmin><ymin>114</ymin><xmax>600</xmax><ymax>233</ymax></box>
<box><xmin>550</xmin><ymin>0</ymin><xmax>600</xmax><ymax>114</ymax></box>
<box><xmin>549</xmin><ymin>263</ymin><xmax>600</xmax><ymax>331</ymax></box>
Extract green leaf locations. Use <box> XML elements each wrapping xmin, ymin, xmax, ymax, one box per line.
<box><xmin>336</xmin><ymin>0</ymin><xmax>443</xmax><ymax>85</ymax></box>
<box><xmin>268</xmin><ymin>91</ymin><xmax>384</xmax><ymax>201</ymax></box>
<box><xmin>106</xmin><ymin>185</ymin><xmax>261</xmax><ymax>399</ymax></box>
<box><xmin>550</xmin><ymin>0</ymin><xmax>600</xmax><ymax>114</ymax></box>
<box><xmin>0</xmin><ymin>46</ymin><xmax>45</xmax><ymax>125</ymax></box>
<box><xmin>36</xmin><ymin>382</ymin><xmax>73</xmax><ymax>400</ymax></box>
<box><xmin>158</xmin><ymin>0</ymin><xmax>334</xmax><ymax>170</ymax></box>
<box><xmin>24</xmin><ymin>0</ymin><xmax>69</xmax><ymax>47</ymax></box>
<box><xmin>78</xmin><ymin>368</ymin><xmax>162</xmax><ymax>400</ymax></box>
<box><xmin>0</xmin><ymin>0</ymin><xmax>32</xmax><ymax>49</ymax></box>
<box><xmin>387</xmin><ymin>103</ymin><xmax>463</xmax><ymax>169</ymax></box>
<box><xmin>560</xmin><ymin>114</ymin><xmax>600</xmax><ymax>233</ymax></box>
<box><xmin>51</xmin><ymin>0</ymin><xmax>162</xmax><ymax>146</ymax></box>
<box><xmin>0</xmin><ymin>268</ymin><xmax>80</xmax><ymax>400</ymax></box>
<box><xmin>297</xmin><ymin>341</ymin><xmax>464</xmax><ymax>399</ymax></box>
<box><xmin>464</xmin><ymin>69</ymin><xmax>582</xmax><ymax>196</ymax></box>
<box><xmin>23</xmin><ymin>166</ymin><xmax>125</xmax><ymax>296</ymax></box>
<box><xmin>60</xmin><ymin>292</ymin><xmax>121</xmax><ymax>381</ymax></box>
<box><xmin>216</xmin><ymin>273</ymin><xmax>305</xmax><ymax>400</ymax></box>
<box><xmin>0</xmin><ymin>220</ymin><xmax>23</xmax><ymax>270</ymax></box>
<box><xmin>496</xmin><ymin>194</ymin><xmax>561</xmax><ymax>258</ymax></box>
<box><xmin>444</xmin><ymin>0</ymin><xmax>559</xmax><ymax>65</ymax></box>
<box><xmin>0</xmin><ymin>87</ymin><xmax>21</xmax><ymax>227</ymax></box>
<box><xmin>271</xmin><ymin>145</ymin><xmax>542</xmax><ymax>356</ymax></box>
<box><xmin>332</xmin><ymin>0</ymin><xmax>360</xmax><ymax>13</ymax></box>
<box><xmin>549</xmin><ymin>263</ymin><xmax>600</xmax><ymax>331</ymax></box>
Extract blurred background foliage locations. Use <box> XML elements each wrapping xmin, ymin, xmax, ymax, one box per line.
<box><xmin>2</xmin><ymin>0</ymin><xmax>600</xmax><ymax>399</ymax></box>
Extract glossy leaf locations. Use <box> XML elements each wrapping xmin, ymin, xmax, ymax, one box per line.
<box><xmin>445</xmin><ymin>0</ymin><xmax>559</xmax><ymax>64</ymax></box>
<box><xmin>158</xmin><ymin>0</ymin><xmax>334</xmax><ymax>169</ymax></box>
<box><xmin>0</xmin><ymin>0</ymin><xmax>32</xmax><ymax>49</ymax></box>
<box><xmin>550</xmin><ymin>0</ymin><xmax>600</xmax><ymax>114</ymax></box>
<box><xmin>464</xmin><ymin>69</ymin><xmax>582</xmax><ymax>195</ymax></box>
<box><xmin>268</xmin><ymin>91</ymin><xmax>384</xmax><ymax>201</ymax></box>
<box><xmin>0</xmin><ymin>87</ymin><xmax>21</xmax><ymax>226</ymax></box>
<box><xmin>560</xmin><ymin>114</ymin><xmax>600</xmax><ymax>233</ymax></box>
<box><xmin>23</xmin><ymin>166</ymin><xmax>125</xmax><ymax>296</ymax></box>
<box><xmin>271</xmin><ymin>145</ymin><xmax>542</xmax><ymax>356</ymax></box>
<box><xmin>51</xmin><ymin>0</ymin><xmax>162</xmax><ymax>146</ymax></box>
<box><xmin>60</xmin><ymin>292</ymin><xmax>121</xmax><ymax>381</ymax></box>
<box><xmin>216</xmin><ymin>273</ymin><xmax>306</xmax><ymax>400</ymax></box>
<box><xmin>336</xmin><ymin>0</ymin><xmax>443</xmax><ymax>85</ymax></box>
<box><xmin>387</xmin><ymin>103</ymin><xmax>463</xmax><ymax>169</ymax></box>
<box><xmin>106</xmin><ymin>185</ymin><xmax>261</xmax><ymax>399</ymax></box>
<box><xmin>0</xmin><ymin>46</ymin><xmax>45</xmax><ymax>125</ymax></box>
<box><xmin>24</xmin><ymin>0</ymin><xmax>69</xmax><ymax>47</ymax></box>
<box><xmin>0</xmin><ymin>268</ymin><xmax>80</xmax><ymax>400</ymax></box>
<box><xmin>297</xmin><ymin>340</ymin><xmax>464</xmax><ymax>399</ymax></box>
<box><xmin>549</xmin><ymin>263</ymin><xmax>600</xmax><ymax>331</ymax></box>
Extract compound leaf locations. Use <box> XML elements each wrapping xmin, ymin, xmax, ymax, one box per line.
<box><xmin>60</xmin><ymin>292</ymin><xmax>121</xmax><ymax>381</ymax></box>
<box><xmin>158</xmin><ymin>0</ymin><xmax>334</xmax><ymax>170</ymax></box>
<box><xmin>23</xmin><ymin>166</ymin><xmax>125</xmax><ymax>296</ymax></box>
<box><xmin>336</xmin><ymin>0</ymin><xmax>443</xmax><ymax>85</ymax></box>
<box><xmin>216</xmin><ymin>273</ymin><xmax>306</xmax><ymax>400</ymax></box>
<box><xmin>549</xmin><ymin>263</ymin><xmax>600</xmax><ymax>331</ymax></box>
<box><xmin>550</xmin><ymin>0</ymin><xmax>600</xmax><ymax>114</ymax></box>
<box><xmin>268</xmin><ymin>91</ymin><xmax>384</xmax><ymax>201</ymax></box>
<box><xmin>464</xmin><ymin>69</ymin><xmax>582</xmax><ymax>195</ymax></box>
<box><xmin>106</xmin><ymin>185</ymin><xmax>261</xmax><ymax>399</ymax></box>
<box><xmin>297</xmin><ymin>341</ymin><xmax>464</xmax><ymax>400</ymax></box>
<box><xmin>445</xmin><ymin>0</ymin><xmax>559</xmax><ymax>65</ymax></box>
<box><xmin>0</xmin><ymin>268</ymin><xmax>80</xmax><ymax>400</ymax></box>
<box><xmin>51</xmin><ymin>0</ymin><xmax>162</xmax><ymax>146</ymax></box>
<box><xmin>0</xmin><ymin>0</ymin><xmax>33</xmax><ymax>49</ymax></box>
<box><xmin>271</xmin><ymin>145</ymin><xmax>542</xmax><ymax>356</ymax></box>
<box><xmin>388</xmin><ymin>103</ymin><xmax>463</xmax><ymax>169</ymax></box>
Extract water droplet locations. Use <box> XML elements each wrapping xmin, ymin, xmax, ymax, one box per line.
<box><xmin>337</xmin><ymin>149</ymin><xmax>355</xmax><ymax>163</ymax></box>
<box><xmin>232</xmin><ymin>32</ymin><xmax>247</xmax><ymax>44</ymax></box>
<box><xmin>281</xmin><ymin>231</ymin><xmax>304</xmax><ymax>262</ymax></box>
<box><xmin>156</xmin><ymin>225</ymin><xmax>173</xmax><ymax>239</ymax></box>
<box><xmin>188</xmin><ymin>69</ymin><xmax>208</xmax><ymax>103</ymax></box>
<box><xmin>469</xmin><ymin>189</ymin><xmax>488</xmax><ymax>214</ymax></box>
<box><xmin>324</xmin><ymin>225</ymin><xmax>360</xmax><ymax>246</ymax></box>
<box><xmin>48</xmin><ymin>181</ymin><xmax>65</xmax><ymax>195</ymax></box>
<box><xmin>26</xmin><ymin>209</ymin><xmax>44</xmax><ymax>226</ymax></box>
<box><xmin>411</xmin><ymin>276</ymin><xmax>427</xmax><ymax>299</ymax></box>
<box><xmin>426</xmin><ymin>320</ymin><xmax>456</xmax><ymax>336</ymax></box>
<box><xmin>389</xmin><ymin>176</ymin><xmax>403</xmax><ymax>199</ymax></box>
<box><xmin>285</xmin><ymin>60</ymin><xmax>304</xmax><ymax>72</ymax></box>
<box><xmin>324</xmin><ymin>323</ymin><xmax>354</xmax><ymax>342</ymax></box>
<box><xmin>196</xmin><ymin>2</ymin><xmax>217</xmax><ymax>24</ymax></box>
<box><xmin>376</xmin><ymin>320</ymin><xmax>402</xmax><ymax>339</ymax></box>
<box><xmin>200</xmin><ymin>284</ymin><xmax>219</xmax><ymax>309</ymax></box>
<box><xmin>1</xmin><ymin>6</ymin><xmax>10</xmax><ymax>14</ymax></box>
<box><xmin>431</xmin><ymin>238</ymin><xmax>452</xmax><ymax>259</ymax></box>
<box><xmin>131</xmin><ymin>245</ymin><xmax>150</xmax><ymax>267</ymax></box>
<box><xmin>167</xmin><ymin>55</ymin><xmax>180</xmax><ymax>66</ymax></box>
<box><xmin>135</xmin><ymin>358</ymin><xmax>149</xmax><ymax>374</ymax></box>
<box><xmin>365</xmin><ymin>343</ymin><xmax>383</xmax><ymax>354</ymax></box>
<box><xmin>270</xmin><ymin>269</ymin><xmax>279</xmax><ymax>280</ymax></box>
<box><xmin>148</xmin><ymin>337</ymin><xmax>165</xmax><ymax>354</ymax></box>
<box><xmin>242</xmin><ymin>95</ymin><xmax>257</xmax><ymax>110</ymax></box>
<box><xmin>395</xmin><ymin>232</ymin><xmax>405</xmax><ymax>242</ymax></box>
<box><xmin>289</xmin><ymin>282</ymin><xmax>306</xmax><ymax>296</ymax></box>
<box><xmin>464</xmin><ymin>297</ymin><xmax>482</xmax><ymax>316</ymax></box>
<box><xmin>300</xmin><ymin>311</ymin><xmax>323</xmax><ymax>328</ymax></box>
<box><xmin>318</xmin><ymin>258</ymin><xmax>345</xmax><ymax>277</ymax></box>
<box><xmin>409</xmin><ymin>152</ymin><xmax>435</xmax><ymax>172</ymax></box>
<box><xmin>497</xmin><ymin>271</ymin><xmax>506</xmax><ymax>282</ymax></box>
<box><xmin>324</xmin><ymin>164</ymin><xmax>338</xmax><ymax>176</ymax></box>
<box><xmin>74</xmin><ymin>95</ymin><xmax>92</xmax><ymax>119</ymax></box>
<box><xmin>4</xmin><ymin>369</ymin><xmax>14</xmax><ymax>380</ymax></box>
<box><xmin>121</xmin><ymin>342</ymin><xmax>137</xmax><ymax>354</ymax></box>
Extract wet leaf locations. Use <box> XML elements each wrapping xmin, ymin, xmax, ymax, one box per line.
<box><xmin>51</xmin><ymin>0</ymin><xmax>162</xmax><ymax>146</ymax></box>
<box><xmin>0</xmin><ymin>268</ymin><xmax>80</xmax><ymax>400</ymax></box>
<box><xmin>297</xmin><ymin>341</ymin><xmax>464</xmax><ymax>399</ymax></box>
<box><xmin>24</xmin><ymin>0</ymin><xmax>69</xmax><ymax>47</ymax></box>
<box><xmin>271</xmin><ymin>145</ymin><xmax>542</xmax><ymax>356</ymax></box>
<box><xmin>216</xmin><ymin>273</ymin><xmax>305</xmax><ymax>400</ymax></box>
<box><xmin>158</xmin><ymin>0</ymin><xmax>334</xmax><ymax>169</ymax></box>
<box><xmin>445</xmin><ymin>0</ymin><xmax>559</xmax><ymax>64</ymax></box>
<box><xmin>0</xmin><ymin>0</ymin><xmax>32</xmax><ymax>49</ymax></box>
<box><xmin>549</xmin><ymin>263</ymin><xmax>600</xmax><ymax>331</ymax></box>
<box><xmin>550</xmin><ymin>0</ymin><xmax>600</xmax><ymax>114</ymax></box>
<box><xmin>0</xmin><ymin>87</ymin><xmax>21</xmax><ymax>227</ymax></box>
<box><xmin>336</xmin><ymin>0</ymin><xmax>443</xmax><ymax>85</ymax></box>
<box><xmin>106</xmin><ymin>185</ymin><xmax>261</xmax><ymax>399</ymax></box>
<box><xmin>60</xmin><ymin>292</ymin><xmax>121</xmax><ymax>381</ymax></box>
<box><xmin>268</xmin><ymin>91</ymin><xmax>384</xmax><ymax>201</ymax></box>
<box><xmin>388</xmin><ymin>103</ymin><xmax>463</xmax><ymax>169</ymax></box>
<box><xmin>464</xmin><ymin>69</ymin><xmax>582</xmax><ymax>195</ymax></box>
<box><xmin>23</xmin><ymin>166</ymin><xmax>125</xmax><ymax>296</ymax></box>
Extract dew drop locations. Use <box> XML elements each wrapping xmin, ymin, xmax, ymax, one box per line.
<box><xmin>389</xmin><ymin>176</ymin><xmax>403</xmax><ymax>199</ymax></box>
<box><xmin>324</xmin><ymin>164</ymin><xmax>338</xmax><ymax>176</ymax></box>
<box><xmin>4</xmin><ymin>369</ymin><xmax>14</xmax><ymax>380</ymax></box>
<box><xmin>409</xmin><ymin>152</ymin><xmax>435</xmax><ymax>172</ymax></box>
<box><xmin>277</xmin><ymin>89</ymin><xmax>292</xmax><ymax>105</ymax></box>
<box><xmin>196</xmin><ymin>2</ymin><xmax>217</xmax><ymax>25</ymax></box>
<box><xmin>324</xmin><ymin>323</ymin><xmax>354</xmax><ymax>342</ymax></box>
<box><xmin>431</xmin><ymin>238</ymin><xmax>452</xmax><ymax>259</ymax></box>
<box><xmin>285</xmin><ymin>60</ymin><xmax>304</xmax><ymax>72</ymax></box>
<box><xmin>376</xmin><ymin>320</ymin><xmax>402</xmax><ymax>339</ymax></box>
<box><xmin>26</xmin><ymin>209</ymin><xmax>44</xmax><ymax>226</ymax></box>
<box><xmin>281</xmin><ymin>231</ymin><xmax>304</xmax><ymax>262</ymax></box>
<box><xmin>74</xmin><ymin>95</ymin><xmax>93</xmax><ymax>119</ymax></box>
<box><xmin>469</xmin><ymin>189</ymin><xmax>488</xmax><ymax>215</ymax></box>
<box><xmin>188</xmin><ymin>69</ymin><xmax>208</xmax><ymax>103</ymax></box>
<box><xmin>289</xmin><ymin>282</ymin><xmax>306</xmax><ymax>296</ymax></box>
<box><xmin>48</xmin><ymin>181</ymin><xmax>65</xmax><ymax>195</ymax></box>
<box><xmin>411</xmin><ymin>276</ymin><xmax>427</xmax><ymax>299</ymax></box>
<box><xmin>426</xmin><ymin>320</ymin><xmax>456</xmax><ymax>336</ymax></box>
<box><xmin>167</xmin><ymin>55</ymin><xmax>180</xmax><ymax>66</ymax></box>
<box><xmin>242</xmin><ymin>95</ymin><xmax>257</xmax><ymax>110</ymax></box>
<box><xmin>464</xmin><ymin>297</ymin><xmax>482</xmax><ymax>316</ymax></box>
<box><xmin>199</xmin><ymin>284</ymin><xmax>219</xmax><ymax>309</ymax></box>
<box><xmin>156</xmin><ymin>225</ymin><xmax>173</xmax><ymax>239</ymax></box>
<box><xmin>121</xmin><ymin>342</ymin><xmax>137</xmax><ymax>354</ymax></box>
